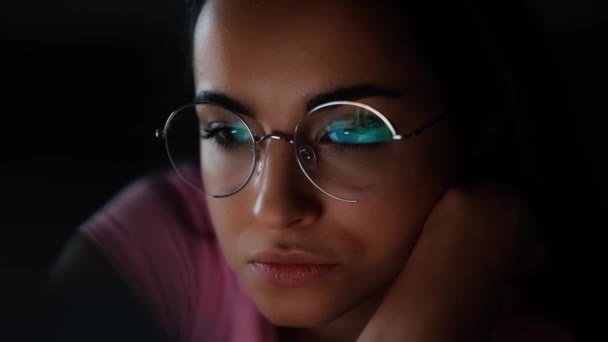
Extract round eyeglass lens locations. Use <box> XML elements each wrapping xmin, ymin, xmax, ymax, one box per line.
<box><xmin>163</xmin><ymin>103</ymin><xmax>256</xmax><ymax>197</ymax></box>
<box><xmin>294</xmin><ymin>102</ymin><xmax>400</xmax><ymax>201</ymax></box>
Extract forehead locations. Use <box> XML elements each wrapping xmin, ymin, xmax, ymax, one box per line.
<box><xmin>193</xmin><ymin>0</ymin><xmax>436</xmax><ymax>115</ymax></box>
<box><xmin>197</xmin><ymin>1</ymin><xmax>399</xmax><ymax>51</ymax></box>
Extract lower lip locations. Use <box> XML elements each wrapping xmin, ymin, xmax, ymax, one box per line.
<box><xmin>250</xmin><ymin>262</ymin><xmax>337</xmax><ymax>287</ymax></box>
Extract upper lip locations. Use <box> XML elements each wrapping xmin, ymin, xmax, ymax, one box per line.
<box><xmin>250</xmin><ymin>249</ymin><xmax>338</xmax><ymax>265</ymax></box>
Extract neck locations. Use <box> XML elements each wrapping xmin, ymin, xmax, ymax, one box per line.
<box><xmin>278</xmin><ymin>288</ymin><xmax>386</xmax><ymax>342</ymax></box>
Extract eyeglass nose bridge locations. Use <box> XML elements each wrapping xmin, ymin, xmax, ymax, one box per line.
<box><xmin>250</xmin><ymin>132</ymin><xmax>334</xmax><ymax>202</ymax></box>
<box><xmin>252</xmin><ymin>133</ymin><xmax>294</xmax><ymax>176</ymax></box>
<box><xmin>255</xmin><ymin>133</ymin><xmax>294</xmax><ymax>145</ymax></box>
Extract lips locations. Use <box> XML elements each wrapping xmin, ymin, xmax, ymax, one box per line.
<box><xmin>249</xmin><ymin>249</ymin><xmax>338</xmax><ymax>287</ymax></box>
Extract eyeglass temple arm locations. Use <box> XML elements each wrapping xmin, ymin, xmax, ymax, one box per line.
<box><xmin>395</xmin><ymin>114</ymin><xmax>446</xmax><ymax>141</ymax></box>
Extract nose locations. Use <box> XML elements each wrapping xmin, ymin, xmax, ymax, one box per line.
<box><xmin>251</xmin><ymin>137</ymin><xmax>321</xmax><ymax>230</ymax></box>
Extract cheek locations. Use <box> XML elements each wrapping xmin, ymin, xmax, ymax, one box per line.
<box><xmin>205</xmin><ymin>198</ymin><xmax>249</xmax><ymax>263</ymax></box>
<box><xmin>342</xmin><ymin>138</ymin><xmax>456</xmax><ymax>272</ymax></box>
<box><xmin>383</xmin><ymin>126</ymin><xmax>457</xmax><ymax>211</ymax></box>
<box><xmin>336</xmin><ymin>194</ymin><xmax>430</xmax><ymax>272</ymax></box>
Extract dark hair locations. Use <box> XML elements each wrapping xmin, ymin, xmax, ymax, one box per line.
<box><xmin>183</xmin><ymin>0</ymin><xmax>601</xmax><ymax>337</ymax></box>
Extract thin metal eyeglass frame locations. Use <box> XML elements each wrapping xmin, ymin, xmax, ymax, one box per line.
<box><xmin>155</xmin><ymin>100</ymin><xmax>444</xmax><ymax>203</ymax></box>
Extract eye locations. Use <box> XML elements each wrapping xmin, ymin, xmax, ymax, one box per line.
<box><xmin>201</xmin><ymin>121</ymin><xmax>251</xmax><ymax>148</ymax></box>
<box><xmin>320</xmin><ymin>110</ymin><xmax>392</xmax><ymax>146</ymax></box>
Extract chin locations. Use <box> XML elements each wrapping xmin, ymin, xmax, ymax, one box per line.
<box><xmin>251</xmin><ymin>289</ymin><xmax>345</xmax><ymax>328</ymax></box>
<box><xmin>258</xmin><ymin>307</ymin><xmax>332</xmax><ymax>328</ymax></box>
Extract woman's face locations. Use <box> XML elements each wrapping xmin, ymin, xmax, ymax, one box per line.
<box><xmin>194</xmin><ymin>0</ymin><xmax>458</xmax><ymax>329</ymax></box>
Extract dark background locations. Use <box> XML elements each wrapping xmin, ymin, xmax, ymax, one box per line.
<box><xmin>1</xmin><ymin>0</ymin><xmax>193</xmax><ymax>336</ymax></box>
<box><xmin>1</xmin><ymin>0</ymin><xmax>606</xmax><ymax>340</ymax></box>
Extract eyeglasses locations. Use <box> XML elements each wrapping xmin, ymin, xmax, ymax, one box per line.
<box><xmin>155</xmin><ymin>101</ymin><xmax>443</xmax><ymax>203</ymax></box>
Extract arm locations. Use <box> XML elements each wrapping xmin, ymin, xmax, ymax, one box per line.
<box><xmin>358</xmin><ymin>184</ymin><xmax>533</xmax><ymax>342</ymax></box>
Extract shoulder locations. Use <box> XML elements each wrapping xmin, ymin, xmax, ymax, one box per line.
<box><xmin>45</xmin><ymin>168</ymin><xmax>236</xmax><ymax>341</ymax></box>
<box><xmin>79</xmin><ymin>167</ymin><xmax>218</xmax><ymax>280</ymax></box>
<box><xmin>83</xmin><ymin>167</ymin><xmax>213</xmax><ymax>238</ymax></box>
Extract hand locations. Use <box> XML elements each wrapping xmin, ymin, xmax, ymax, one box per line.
<box><xmin>357</xmin><ymin>183</ymin><xmax>536</xmax><ymax>342</ymax></box>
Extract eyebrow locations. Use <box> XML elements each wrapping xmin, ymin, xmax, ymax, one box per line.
<box><xmin>305</xmin><ymin>84</ymin><xmax>402</xmax><ymax>112</ymax></box>
<box><xmin>194</xmin><ymin>90</ymin><xmax>254</xmax><ymax>116</ymax></box>
<box><xmin>193</xmin><ymin>84</ymin><xmax>402</xmax><ymax>115</ymax></box>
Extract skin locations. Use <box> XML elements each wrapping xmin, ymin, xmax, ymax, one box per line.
<box><xmin>192</xmin><ymin>1</ymin><xmax>530</xmax><ymax>341</ymax></box>
<box><xmin>357</xmin><ymin>184</ymin><xmax>531</xmax><ymax>341</ymax></box>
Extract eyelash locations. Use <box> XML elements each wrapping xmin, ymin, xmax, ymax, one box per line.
<box><xmin>200</xmin><ymin>125</ymin><xmax>247</xmax><ymax>149</ymax></box>
<box><xmin>317</xmin><ymin>133</ymin><xmax>385</xmax><ymax>152</ymax></box>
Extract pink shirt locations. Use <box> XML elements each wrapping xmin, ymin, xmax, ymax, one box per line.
<box><xmin>80</xmin><ymin>170</ymin><xmax>277</xmax><ymax>342</ymax></box>
<box><xmin>79</xmin><ymin>169</ymin><xmax>574</xmax><ymax>342</ymax></box>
